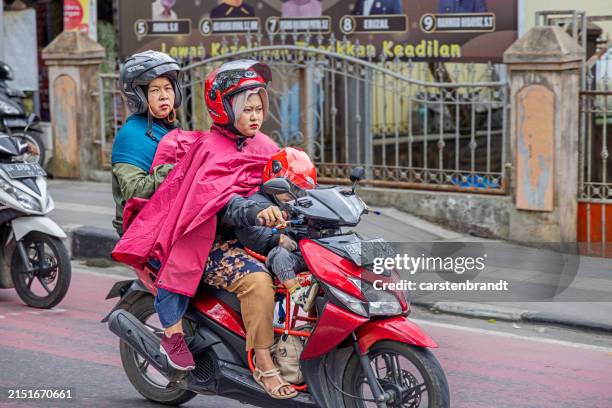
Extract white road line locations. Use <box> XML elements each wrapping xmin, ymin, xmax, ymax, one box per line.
<box><xmin>411</xmin><ymin>318</ymin><xmax>612</xmax><ymax>353</ymax></box>
<box><xmin>54</xmin><ymin>201</ymin><xmax>115</xmax><ymax>215</ymax></box>
<box><xmin>73</xmin><ymin>267</ymin><xmax>134</xmax><ymax>281</ymax></box>
<box><xmin>0</xmin><ymin>308</ymin><xmax>68</xmax><ymax>319</ymax></box>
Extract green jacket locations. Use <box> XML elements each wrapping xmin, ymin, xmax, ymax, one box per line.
<box><xmin>111</xmin><ymin>162</ymin><xmax>174</xmax><ymax>236</ymax></box>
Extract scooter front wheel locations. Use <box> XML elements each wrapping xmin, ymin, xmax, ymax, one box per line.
<box><xmin>342</xmin><ymin>341</ymin><xmax>450</xmax><ymax>408</ymax></box>
<box><xmin>10</xmin><ymin>231</ymin><xmax>71</xmax><ymax>309</ymax></box>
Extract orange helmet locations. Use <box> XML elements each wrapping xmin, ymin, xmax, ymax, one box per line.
<box><xmin>263</xmin><ymin>147</ymin><xmax>317</xmax><ymax>190</ymax></box>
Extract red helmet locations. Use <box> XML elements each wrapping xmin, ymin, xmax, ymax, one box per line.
<box><xmin>204</xmin><ymin>59</ymin><xmax>272</xmax><ymax>127</ymax></box>
<box><xmin>263</xmin><ymin>147</ymin><xmax>317</xmax><ymax>190</ymax></box>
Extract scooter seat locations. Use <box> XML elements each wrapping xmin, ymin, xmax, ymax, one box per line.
<box><xmin>146</xmin><ymin>259</ymin><xmax>242</xmax><ymax>313</ymax></box>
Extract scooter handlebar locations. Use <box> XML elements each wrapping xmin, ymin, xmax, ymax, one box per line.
<box><xmin>255</xmin><ymin>217</ymin><xmax>302</xmax><ymax>233</ymax></box>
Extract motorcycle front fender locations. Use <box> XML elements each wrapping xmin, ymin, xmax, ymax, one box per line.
<box><xmin>12</xmin><ymin>216</ymin><xmax>67</xmax><ymax>241</ymax></box>
<box><xmin>355</xmin><ymin>316</ymin><xmax>438</xmax><ymax>354</ymax></box>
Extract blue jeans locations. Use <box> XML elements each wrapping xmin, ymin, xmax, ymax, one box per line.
<box><xmin>154</xmin><ymin>287</ymin><xmax>189</xmax><ymax>328</ymax></box>
<box><xmin>153</xmin><ymin>239</ymin><xmax>268</xmax><ymax>328</ymax></box>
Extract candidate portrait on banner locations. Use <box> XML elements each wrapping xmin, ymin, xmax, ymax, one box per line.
<box><xmin>438</xmin><ymin>0</ymin><xmax>488</xmax><ymax>14</ymax></box>
<box><xmin>210</xmin><ymin>0</ymin><xmax>256</xmax><ymax>18</ymax></box>
<box><xmin>152</xmin><ymin>0</ymin><xmax>178</xmax><ymax>20</ymax></box>
<box><xmin>352</xmin><ymin>0</ymin><xmax>403</xmax><ymax>16</ymax></box>
<box><xmin>281</xmin><ymin>0</ymin><xmax>323</xmax><ymax>18</ymax></box>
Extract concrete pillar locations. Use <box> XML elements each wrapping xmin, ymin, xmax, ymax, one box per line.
<box><xmin>42</xmin><ymin>31</ymin><xmax>105</xmax><ymax>179</ymax></box>
<box><xmin>299</xmin><ymin>64</ymin><xmax>316</xmax><ymax>157</ymax></box>
<box><xmin>503</xmin><ymin>26</ymin><xmax>584</xmax><ymax>243</ymax></box>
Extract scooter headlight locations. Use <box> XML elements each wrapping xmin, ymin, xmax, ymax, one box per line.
<box><xmin>327</xmin><ymin>285</ymin><xmax>368</xmax><ymax>317</ymax></box>
<box><xmin>0</xmin><ymin>179</ymin><xmax>42</xmax><ymax>212</ymax></box>
<box><xmin>350</xmin><ymin>278</ymin><xmax>403</xmax><ymax>317</ymax></box>
<box><xmin>46</xmin><ymin>194</ymin><xmax>54</xmax><ymax>212</ymax></box>
<box><xmin>0</xmin><ymin>100</ymin><xmax>20</xmax><ymax>115</ymax></box>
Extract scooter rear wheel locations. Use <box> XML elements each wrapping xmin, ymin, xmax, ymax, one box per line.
<box><xmin>10</xmin><ymin>231</ymin><xmax>71</xmax><ymax>309</ymax></box>
<box><xmin>342</xmin><ymin>341</ymin><xmax>450</xmax><ymax>408</ymax></box>
<box><xmin>119</xmin><ymin>295</ymin><xmax>197</xmax><ymax>406</ymax></box>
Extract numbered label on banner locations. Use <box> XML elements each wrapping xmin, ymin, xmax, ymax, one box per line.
<box><xmin>341</xmin><ymin>15</ymin><xmax>407</xmax><ymax>34</ymax></box>
<box><xmin>421</xmin><ymin>14</ymin><xmax>436</xmax><ymax>33</ymax></box>
<box><xmin>420</xmin><ymin>13</ymin><xmax>495</xmax><ymax>33</ymax></box>
<box><xmin>200</xmin><ymin>19</ymin><xmax>211</xmax><ymax>35</ymax></box>
<box><xmin>266</xmin><ymin>17</ymin><xmax>279</xmax><ymax>34</ymax></box>
<box><xmin>340</xmin><ymin>15</ymin><xmax>355</xmax><ymax>34</ymax></box>
<box><xmin>133</xmin><ymin>19</ymin><xmax>191</xmax><ymax>36</ymax></box>
<box><xmin>199</xmin><ymin>17</ymin><xmax>260</xmax><ymax>35</ymax></box>
<box><xmin>266</xmin><ymin>16</ymin><xmax>330</xmax><ymax>34</ymax></box>
<box><xmin>134</xmin><ymin>20</ymin><xmax>148</xmax><ymax>36</ymax></box>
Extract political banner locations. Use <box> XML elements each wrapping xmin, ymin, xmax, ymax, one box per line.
<box><xmin>119</xmin><ymin>0</ymin><xmax>517</xmax><ymax>62</ymax></box>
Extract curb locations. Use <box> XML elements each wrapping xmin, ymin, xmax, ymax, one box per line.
<box><xmin>68</xmin><ymin>226</ymin><xmax>119</xmax><ymax>260</ymax></box>
<box><xmin>430</xmin><ymin>301</ymin><xmax>526</xmax><ymax>321</ymax></box>
<box><xmin>521</xmin><ymin>311</ymin><xmax>612</xmax><ymax>333</ymax></box>
<box><xmin>414</xmin><ymin>300</ymin><xmax>612</xmax><ymax>333</ymax></box>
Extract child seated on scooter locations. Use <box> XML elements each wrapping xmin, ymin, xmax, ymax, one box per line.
<box><xmin>221</xmin><ymin>147</ymin><xmax>316</xmax><ymax>308</ymax></box>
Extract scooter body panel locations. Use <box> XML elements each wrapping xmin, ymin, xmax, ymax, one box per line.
<box><xmin>12</xmin><ymin>216</ymin><xmax>66</xmax><ymax>241</ymax></box>
<box><xmin>191</xmin><ymin>292</ymin><xmax>246</xmax><ymax>338</ymax></box>
<box><xmin>300</xmin><ymin>239</ymin><xmax>365</xmax><ymax>300</ymax></box>
<box><xmin>301</xmin><ymin>302</ymin><xmax>367</xmax><ymax>360</ymax></box>
<box><xmin>356</xmin><ymin>316</ymin><xmax>438</xmax><ymax>353</ymax></box>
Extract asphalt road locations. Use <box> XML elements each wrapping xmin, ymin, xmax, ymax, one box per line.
<box><xmin>1</xmin><ymin>263</ymin><xmax>611</xmax><ymax>408</ymax></box>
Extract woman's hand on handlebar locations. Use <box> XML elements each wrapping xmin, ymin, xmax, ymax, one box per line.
<box><xmin>256</xmin><ymin>206</ymin><xmax>286</xmax><ymax>228</ymax></box>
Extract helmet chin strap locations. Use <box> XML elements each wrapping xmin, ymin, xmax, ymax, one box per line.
<box><xmin>226</xmin><ymin>122</ymin><xmax>252</xmax><ymax>151</ymax></box>
<box><xmin>236</xmin><ymin>136</ymin><xmax>247</xmax><ymax>151</ymax></box>
<box><xmin>146</xmin><ymin>109</ymin><xmax>155</xmax><ymax>140</ymax></box>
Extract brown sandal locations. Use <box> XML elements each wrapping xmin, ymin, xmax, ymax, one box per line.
<box><xmin>253</xmin><ymin>367</ymin><xmax>298</xmax><ymax>399</ymax></box>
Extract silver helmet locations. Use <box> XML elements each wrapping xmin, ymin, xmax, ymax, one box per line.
<box><xmin>119</xmin><ymin>50</ymin><xmax>182</xmax><ymax>114</ymax></box>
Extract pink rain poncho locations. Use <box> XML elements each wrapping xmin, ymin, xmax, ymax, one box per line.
<box><xmin>112</xmin><ymin>125</ymin><xmax>279</xmax><ymax>296</ymax></box>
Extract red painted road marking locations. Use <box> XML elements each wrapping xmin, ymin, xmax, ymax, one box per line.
<box><xmin>414</xmin><ymin>319</ymin><xmax>612</xmax><ymax>408</ymax></box>
<box><xmin>0</xmin><ymin>269</ymin><xmax>124</xmax><ymax>368</ymax></box>
<box><xmin>0</xmin><ymin>268</ymin><xmax>611</xmax><ymax>408</ymax></box>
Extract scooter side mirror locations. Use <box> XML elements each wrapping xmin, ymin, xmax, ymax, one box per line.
<box><xmin>24</xmin><ymin>113</ymin><xmax>38</xmax><ymax>134</ymax></box>
<box><xmin>262</xmin><ymin>177</ymin><xmax>299</xmax><ymax>208</ymax></box>
<box><xmin>350</xmin><ymin>167</ymin><xmax>365</xmax><ymax>183</ymax></box>
<box><xmin>263</xmin><ymin>177</ymin><xmax>292</xmax><ymax>196</ymax></box>
<box><xmin>349</xmin><ymin>166</ymin><xmax>366</xmax><ymax>194</ymax></box>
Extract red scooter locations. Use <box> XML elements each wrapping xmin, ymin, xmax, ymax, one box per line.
<box><xmin>104</xmin><ymin>167</ymin><xmax>449</xmax><ymax>407</ymax></box>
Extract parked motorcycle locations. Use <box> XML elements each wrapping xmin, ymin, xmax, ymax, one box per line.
<box><xmin>0</xmin><ymin>61</ymin><xmax>45</xmax><ymax>167</ymax></box>
<box><xmin>0</xmin><ymin>114</ymin><xmax>71</xmax><ymax>308</ymax></box>
<box><xmin>104</xmin><ymin>167</ymin><xmax>450</xmax><ymax>407</ymax></box>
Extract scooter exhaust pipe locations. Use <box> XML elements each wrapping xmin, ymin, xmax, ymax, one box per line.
<box><xmin>107</xmin><ymin>309</ymin><xmax>181</xmax><ymax>379</ymax></box>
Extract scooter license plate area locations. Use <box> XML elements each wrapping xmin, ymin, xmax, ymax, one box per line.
<box><xmin>1</xmin><ymin>162</ymin><xmax>46</xmax><ymax>179</ymax></box>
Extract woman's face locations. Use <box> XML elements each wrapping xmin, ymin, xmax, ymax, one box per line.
<box><xmin>147</xmin><ymin>76</ymin><xmax>175</xmax><ymax>119</ymax></box>
<box><xmin>235</xmin><ymin>93</ymin><xmax>264</xmax><ymax>137</ymax></box>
